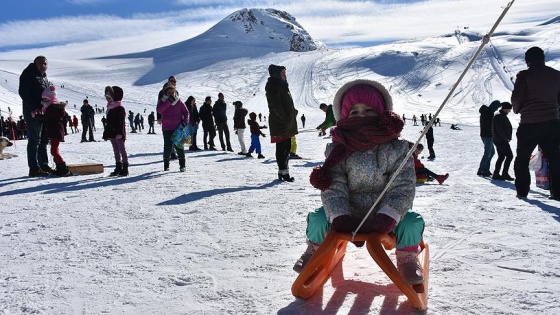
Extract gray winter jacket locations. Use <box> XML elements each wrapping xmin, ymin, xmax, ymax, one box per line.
<box><xmin>321</xmin><ymin>139</ymin><xmax>415</xmax><ymax>225</ymax></box>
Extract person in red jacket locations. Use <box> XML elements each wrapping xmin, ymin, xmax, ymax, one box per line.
<box><xmin>413</xmin><ymin>143</ymin><xmax>448</xmax><ymax>184</ymax></box>
<box><xmin>39</xmin><ymin>85</ymin><xmax>72</xmax><ymax>176</ymax></box>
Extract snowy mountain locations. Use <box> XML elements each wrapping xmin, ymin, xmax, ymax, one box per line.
<box><xmin>0</xmin><ymin>6</ymin><xmax>560</xmax><ymax>315</ymax></box>
<box><xmin>105</xmin><ymin>8</ymin><xmax>321</xmax><ymax>85</ymax></box>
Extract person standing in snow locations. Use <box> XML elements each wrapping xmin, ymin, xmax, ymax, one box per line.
<box><xmin>102</xmin><ymin>86</ymin><xmax>129</xmax><ymax>176</ymax></box>
<box><xmin>491</xmin><ymin>102</ymin><xmax>514</xmax><ymax>181</ymax></box>
<box><xmin>316</xmin><ymin>103</ymin><xmax>335</xmax><ymax>136</ymax></box>
<box><xmin>199</xmin><ymin>96</ymin><xmax>217</xmax><ymax>150</ymax></box>
<box><xmin>185</xmin><ymin>96</ymin><xmax>201</xmax><ymax>151</ymax></box>
<box><xmin>157</xmin><ymin>85</ymin><xmax>189</xmax><ymax>172</ymax></box>
<box><xmin>511</xmin><ymin>46</ymin><xmax>560</xmax><ymax>200</ymax></box>
<box><xmin>293</xmin><ymin>79</ymin><xmax>425</xmax><ymax>287</ymax></box>
<box><xmin>213</xmin><ymin>92</ymin><xmax>233</xmax><ymax>152</ymax></box>
<box><xmin>425</xmin><ymin>124</ymin><xmax>435</xmax><ymax>160</ymax></box>
<box><xmin>80</xmin><ymin>99</ymin><xmax>96</xmax><ymax>142</ymax></box>
<box><xmin>246</xmin><ymin>112</ymin><xmax>266</xmax><ymax>159</ymax></box>
<box><xmin>265</xmin><ymin>64</ymin><xmax>298</xmax><ymax>182</ymax></box>
<box><xmin>233</xmin><ymin>100</ymin><xmax>248</xmax><ymax>155</ymax></box>
<box><xmin>477</xmin><ymin>100</ymin><xmax>501</xmax><ymax>177</ymax></box>
<box><xmin>301</xmin><ymin>114</ymin><xmax>306</xmax><ymax>128</ymax></box>
<box><xmin>18</xmin><ymin>55</ymin><xmax>51</xmax><ymax>176</ymax></box>
<box><xmin>37</xmin><ymin>85</ymin><xmax>72</xmax><ymax>176</ymax></box>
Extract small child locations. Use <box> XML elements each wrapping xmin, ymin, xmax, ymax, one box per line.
<box><xmin>102</xmin><ymin>86</ymin><xmax>129</xmax><ymax>176</ymax></box>
<box><xmin>295</xmin><ymin>79</ymin><xmax>425</xmax><ymax>286</ymax></box>
<box><xmin>413</xmin><ymin>143</ymin><xmax>449</xmax><ymax>184</ymax></box>
<box><xmin>246</xmin><ymin>112</ymin><xmax>266</xmax><ymax>159</ymax></box>
<box><xmin>39</xmin><ymin>85</ymin><xmax>72</xmax><ymax>176</ymax></box>
<box><xmin>491</xmin><ymin>102</ymin><xmax>514</xmax><ymax>181</ymax></box>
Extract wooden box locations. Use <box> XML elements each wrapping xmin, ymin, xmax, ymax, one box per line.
<box><xmin>67</xmin><ymin>163</ymin><xmax>104</xmax><ymax>175</ymax></box>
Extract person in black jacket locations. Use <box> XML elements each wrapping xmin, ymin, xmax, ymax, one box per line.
<box><xmin>147</xmin><ymin>111</ymin><xmax>155</xmax><ymax>134</ymax></box>
<box><xmin>80</xmin><ymin>99</ymin><xmax>96</xmax><ymax>142</ymax></box>
<box><xmin>213</xmin><ymin>92</ymin><xmax>233</xmax><ymax>151</ymax></box>
<box><xmin>199</xmin><ymin>96</ymin><xmax>216</xmax><ymax>150</ymax></box>
<box><xmin>233</xmin><ymin>101</ymin><xmax>248</xmax><ymax>155</ymax></box>
<box><xmin>18</xmin><ymin>56</ymin><xmax>51</xmax><ymax>176</ymax></box>
<box><xmin>491</xmin><ymin>102</ymin><xmax>514</xmax><ymax>181</ymax></box>
<box><xmin>185</xmin><ymin>95</ymin><xmax>201</xmax><ymax>151</ymax></box>
<box><xmin>477</xmin><ymin>100</ymin><xmax>501</xmax><ymax>177</ymax></box>
<box><xmin>102</xmin><ymin>86</ymin><xmax>129</xmax><ymax>176</ymax></box>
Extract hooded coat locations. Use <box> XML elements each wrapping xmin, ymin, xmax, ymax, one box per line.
<box><xmin>265</xmin><ymin>76</ymin><xmax>298</xmax><ymax>138</ymax></box>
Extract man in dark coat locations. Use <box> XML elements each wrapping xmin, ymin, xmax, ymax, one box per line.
<box><xmin>266</xmin><ymin>64</ymin><xmax>298</xmax><ymax>181</ymax></box>
<box><xmin>147</xmin><ymin>111</ymin><xmax>155</xmax><ymax>134</ymax></box>
<box><xmin>213</xmin><ymin>93</ymin><xmax>233</xmax><ymax>151</ymax></box>
<box><xmin>477</xmin><ymin>100</ymin><xmax>501</xmax><ymax>176</ymax></box>
<box><xmin>80</xmin><ymin>99</ymin><xmax>95</xmax><ymax>142</ymax></box>
<box><xmin>18</xmin><ymin>55</ymin><xmax>51</xmax><ymax>176</ymax></box>
<box><xmin>199</xmin><ymin>96</ymin><xmax>217</xmax><ymax>150</ymax></box>
<box><xmin>511</xmin><ymin>46</ymin><xmax>560</xmax><ymax>200</ymax></box>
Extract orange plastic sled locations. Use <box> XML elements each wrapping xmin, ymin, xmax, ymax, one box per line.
<box><xmin>291</xmin><ymin>231</ymin><xmax>429</xmax><ymax>311</ymax></box>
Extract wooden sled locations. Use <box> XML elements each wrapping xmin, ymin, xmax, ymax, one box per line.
<box><xmin>67</xmin><ymin>163</ymin><xmax>104</xmax><ymax>175</ymax></box>
<box><xmin>291</xmin><ymin>231</ymin><xmax>429</xmax><ymax>311</ymax></box>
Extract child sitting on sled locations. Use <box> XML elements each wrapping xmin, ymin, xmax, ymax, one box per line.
<box><xmin>293</xmin><ymin>79</ymin><xmax>425</xmax><ymax>286</ymax></box>
<box><xmin>413</xmin><ymin>143</ymin><xmax>449</xmax><ymax>184</ymax></box>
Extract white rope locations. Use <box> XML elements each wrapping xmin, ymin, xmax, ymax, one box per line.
<box><xmin>351</xmin><ymin>0</ymin><xmax>516</xmax><ymax>241</ymax></box>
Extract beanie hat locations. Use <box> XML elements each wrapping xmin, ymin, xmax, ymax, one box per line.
<box><xmin>112</xmin><ymin>86</ymin><xmax>124</xmax><ymax>101</ymax></box>
<box><xmin>500</xmin><ymin>101</ymin><xmax>512</xmax><ymax>109</ymax></box>
<box><xmin>525</xmin><ymin>47</ymin><xmax>545</xmax><ymax>63</ymax></box>
<box><xmin>332</xmin><ymin>79</ymin><xmax>393</xmax><ymax>121</ymax></box>
<box><xmin>268</xmin><ymin>64</ymin><xmax>286</xmax><ymax>78</ymax></box>
<box><xmin>41</xmin><ymin>85</ymin><xmax>58</xmax><ymax>105</ymax></box>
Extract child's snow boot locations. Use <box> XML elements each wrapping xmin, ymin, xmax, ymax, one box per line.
<box><xmin>436</xmin><ymin>173</ymin><xmax>449</xmax><ymax>184</ymax></box>
<box><xmin>293</xmin><ymin>242</ymin><xmax>319</xmax><ymax>273</ymax></box>
<box><xmin>258</xmin><ymin>154</ymin><xmax>265</xmax><ymax>159</ymax></box>
<box><xmin>110</xmin><ymin>162</ymin><xmax>122</xmax><ymax>176</ymax></box>
<box><xmin>396</xmin><ymin>250</ymin><xmax>424</xmax><ymax>285</ymax></box>
<box><xmin>119</xmin><ymin>162</ymin><xmax>129</xmax><ymax>176</ymax></box>
<box><xmin>502</xmin><ymin>173</ymin><xmax>514</xmax><ymax>181</ymax></box>
<box><xmin>55</xmin><ymin>162</ymin><xmax>73</xmax><ymax>177</ymax></box>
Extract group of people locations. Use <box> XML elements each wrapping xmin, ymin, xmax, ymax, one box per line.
<box><xmin>17</xmin><ymin>45</ymin><xmax>560</xmax><ymax>291</ymax></box>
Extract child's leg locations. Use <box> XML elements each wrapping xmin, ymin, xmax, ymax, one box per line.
<box><xmin>110</xmin><ymin>138</ymin><xmax>122</xmax><ymax>163</ymax></box>
<box><xmin>393</xmin><ymin>211</ymin><xmax>425</xmax><ymax>249</ymax></box>
<box><xmin>290</xmin><ymin>136</ymin><xmax>297</xmax><ymax>154</ymax></box>
<box><xmin>248</xmin><ymin>135</ymin><xmax>257</xmax><ymax>153</ymax></box>
<box><xmin>416</xmin><ymin>167</ymin><xmax>439</xmax><ymax>179</ymax></box>
<box><xmin>49</xmin><ymin>139</ymin><xmax>64</xmax><ymax>164</ymax></box>
<box><xmin>116</xmin><ymin>138</ymin><xmax>128</xmax><ymax>164</ymax></box>
<box><xmin>255</xmin><ymin>136</ymin><xmax>262</xmax><ymax>154</ymax></box>
<box><xmin>294</xmin><ymin>206</ymin><xmax>330</xmax><ymax>273</ymax></box>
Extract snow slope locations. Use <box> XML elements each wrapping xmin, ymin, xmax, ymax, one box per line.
<box><xmin>1</xmin><ymin>8</ymin><xmax>560</xmax><ymax>315</ymax></box>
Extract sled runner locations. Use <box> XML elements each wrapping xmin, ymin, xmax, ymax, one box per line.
<box><xmin>67</xmin><ymin>163</ymin><xmax>104</xmax><ymax>175</ymax></box>
<box><xmin>291</xmin><ymin>230</ymin><xmax>429</xmax><ymax>311</ymax></box>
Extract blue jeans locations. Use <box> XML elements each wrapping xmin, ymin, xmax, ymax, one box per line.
<box><xmin>23</xmin><ymin>111</ymin><xmax>49</xmax><ymax>169</ymax></box>
<box><xmin>478</xmin><ymin>137</ymin><xmax>495</xmax><ymax>173</ymax></box>
<box><xmin>248</xmin><ymin>134</ymin><xmax>261</xmax><ymax>154</ymax></box>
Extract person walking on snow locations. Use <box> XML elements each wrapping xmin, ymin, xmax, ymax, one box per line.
<box><xmin>157</xmin><ymin>85</ymin><xmax>189</xmax><ymax>172</ymax></box>
<box><xmin>246</xmin><ymin>112</ymin><xmax>266</xmax><ymax>159</ymax></box>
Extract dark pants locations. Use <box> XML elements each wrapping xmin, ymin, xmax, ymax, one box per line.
<box><xmin>426</xmin><ymin>134</ymin><xmax>435</xmax><ymax>157</ymax></box>
<box><xmin>23</xmin><ymin>110</ymin><xmax>49</xmax><ymax>169</ymax></box>
<box><xmin>216</xmin><ymin>122</ymin><xmax>232</xmax><ymax>150</ymax></box>
<box><xmin>514</xmin><ymin>120</ymin><xmax>560</xmax><ymax>197</ymax></box>
<box><xmin>163</xmin><ymin>130</ymin><xmax>185</xmax><ymax>160</ymax></box>
<box><xmin>82</xmin><ymin>121</ymin><xmax>94</xmax><ymax>141</ymax></box>
<box><xmin>148</xmin><ymin>123</ymin><xmax>155</xmax><ymax>134</ymax></box>
<box><xmin>416</xmin><ymin>167</ymin><xmax>438</xmax><ymax>179</ymax></box>
<box><xmin>202</xmin><ymin>124</ymin><xmax>216</xmax><ymax>149</ymax></box>
<box><xmin>275</xmin><ymin>138</ymin><xmax>291</xmax><ymax>173</ymax></box>
<box><xmin>493</xmin><ymin>141</ymin><xmax>513</xmax><ymax>175</ymax></box>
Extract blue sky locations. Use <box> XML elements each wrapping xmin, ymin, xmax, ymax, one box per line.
<box><xmin>0</xmin><ymin>0</ymin><xmax>559</xmax><ymax>51</ymax></box>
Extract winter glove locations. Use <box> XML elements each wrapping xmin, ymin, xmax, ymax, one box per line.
<box><xmin>331</xmin><ymin>215</ymin><xmax>375</xmax><ymax>234</ymax></box>
<box><xmin>157</xmin><ymin>119</ymin><xmax>162</xmax><ymax>125</ymax></box>
<box><xmin>370</xmin><ymin>213</ymin><xmax>397</xmax><ymax>234</ymax></box>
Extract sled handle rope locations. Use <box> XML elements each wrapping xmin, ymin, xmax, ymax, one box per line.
<box><xmin>352</xmin><ymin>0</ymin><xmax>516</xmax><ymax>241</ymax></box>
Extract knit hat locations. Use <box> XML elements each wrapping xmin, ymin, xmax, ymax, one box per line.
<box><xmin>525</xmin><ymin>46</ymin><xmax>545</xmax><ymax>63</ymax></box>
<box><xmin>332</xmin><ymin>79</ymin><xmax>393</xmax><ymax>121</ymax></box>
<box><xmin>268</xmin><ymin>64</ymin><xmax>286</xmax><ymax>78</ymax></box>
<box><xmin>41</xmin><ymin>85</ymin><xmax>58</xmax><ymax>105</ymax></box>
<box><xmin>500</xmin><ymin>101</ymin><xmax>512</xmax><ymax>109</ymax></box>
<box><xmin>112</xmin><ymin>86</ymin><xmax>123</xmax><ymax>101</ymax></box>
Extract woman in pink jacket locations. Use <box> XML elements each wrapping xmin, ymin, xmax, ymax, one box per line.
<box><xmin>157</xmin><ymin>85</ymin><xmax>189</xmax><ymax>172</ymax></box>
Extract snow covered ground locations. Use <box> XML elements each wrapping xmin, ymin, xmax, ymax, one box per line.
<box><xmin>1</xmin><ymin>8</ymin><xmax>559</xmax><ymax>315</ymax></box>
